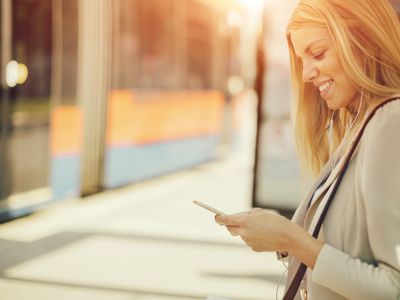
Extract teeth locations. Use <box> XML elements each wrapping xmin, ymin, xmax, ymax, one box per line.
<box><xmin>319</xmin><ymin>80</ymin><xmax>333</xmax><ymax>92</ymax></box>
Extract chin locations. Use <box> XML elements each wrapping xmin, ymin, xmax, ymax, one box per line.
<box><xmin>325</xmin><ymin>97</ymin><xmax>346</xmax><ymax>110</ymax></box>
<box><xmin>325</xmin><ymin>100</ymin><xmax>338</xmax><ymax>110</ymax></box>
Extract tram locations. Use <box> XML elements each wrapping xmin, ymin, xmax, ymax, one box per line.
<box><xmin>0</xmin><ymin>0</ymin><xmax>246</xmax><ymax>222</ymax></box>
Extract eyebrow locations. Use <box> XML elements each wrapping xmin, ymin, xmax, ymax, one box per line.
<box><xmin>305</xmin><ymin>38</ymin><xmax>326</xmax><ymax>53</ymax></box>
<box><xmin>296</xmin><ymin>38</ymin><xmax>327</xmax><ymax>59</ymax></box>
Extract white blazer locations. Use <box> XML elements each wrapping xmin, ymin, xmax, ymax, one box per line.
<box><xmin>285</xmin><ymin>99</ymin><xmax>400</xmax><ymax>300</ymax></box>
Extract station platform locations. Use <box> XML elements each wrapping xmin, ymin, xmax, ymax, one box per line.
<box><xmin>0</xmin><ymin>97</ymin><xmax>286</xmax><ymax>300</ymax></box>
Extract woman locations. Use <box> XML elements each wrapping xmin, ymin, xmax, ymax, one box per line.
<box><xmin>216</xmin><ymin>1</ymin><xmax>400</xmax><ymax>299</ymax></box>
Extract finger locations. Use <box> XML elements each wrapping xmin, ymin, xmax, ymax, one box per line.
<box><xmin>264</xmin><ymin>208</ymin><xmax>279</xmax><ymax>215</ymax></box>
<box><xmin>214</xmin><ymin>214</ymin><xmax>221</xmax><ymax>224</ymax></box>
<box><xmin>215</xmin><ymin>214</ymin><xmax>243</xmax><ymax>226</ymax></box>
<box><xmin>240</xmin><ymin>235</ymin><xmax>255</xmax><ymax>247</ymax></box>
<box><xmin>250</xmin><ymin>207</ymin><xmax>263</xmax><ymax>214</ymax></box>
<box><xmin>215</xmin><ymin>214</ymin><xmax>231</xmax><ymax>225</ymax></box>
<box><xmin>227</xmin><ymin>225</ymin><xmax>242</xmax><ymax>237</ymax></box>
<box><xmin>240</xmin><ymin>235</ymin><xmax>248</xmax><ymax>244</ymax></box>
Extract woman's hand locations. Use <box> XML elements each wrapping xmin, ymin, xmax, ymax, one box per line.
<box><xmin>215</xmin><ymin>208</ymin><xmax>324</xmax><ymax>269</ymax></box>
<box><xmin>215</xmin><ymin>208</ymin><xmax>292</xmax><ymax>252</ymax></box>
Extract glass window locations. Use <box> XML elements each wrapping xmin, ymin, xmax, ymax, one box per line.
<box><xmin>0</xmin><ymin>3</ymin><xmax>2</xmax><ymax>89</ymax></box>
<box><xmin>186</xmin><ymin>1</ymin><xmax>212</xmax><ymax>89</ymax></box>
<box><xmin>137</xmin><ymin>0</ymin><xmax>175</xmax><ymax>88</ymax></box>
<box><xmin>8</xmin><ymin>0</ymin><xmax>52</xmax><ymax>194</ymax></box>
<box><xmin>254</xmin><ymin>0</ymin><xmax>304</xmax><ymax>213</ymax></box>
<box><xmin>61</xmin><ymin>0</ymin><xmax>78</xmax><ymax>104</ymax></box>
<box><xmin>112</xmin><ymin>0</ymin><xmax>139</xmax><ymax>89</ymax></box>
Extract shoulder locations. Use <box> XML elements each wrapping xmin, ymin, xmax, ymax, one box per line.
<box><xmin>359</xmin><ymin>99</ymin><xmax>400</xmax><ymax>205</ymax></box>
<box><xmin>362</xmin><ymin>98</ymin><xmax>400</xmax><ymax>143</ymax></box>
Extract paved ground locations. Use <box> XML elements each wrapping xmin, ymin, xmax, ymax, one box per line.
<box><xmin>0</xmin><ymin>95</ymin><xmax>287</xmax><ymax>300</ymax></box>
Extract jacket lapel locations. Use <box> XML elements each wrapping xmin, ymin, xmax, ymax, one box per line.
<box><xmin>305</xmin><ymin>155</ymin><xmax>344</xmax><ymax>216</ymax></box>
<box><xmin>286</xmin><ymin>157</ymin><xmax>335</xmax><ymax>292</ymax></box>
<box><xmin>286</xmin><ymin>136</ymin><xmax>356</xmax><ymax>293</ymax></box>
<box><xmin>305</xmin><ymin>114</ymin><xmax>369</xmax><ymax>232</ymax></box>
<box><xmin>291</xmin><ymin>161</ymin><xmax>332</xmax><ymax>226</ymax></box>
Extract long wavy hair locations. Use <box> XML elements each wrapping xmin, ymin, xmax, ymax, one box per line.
<box><xmin>286</xmin><ymin>0</ymin><xmax>400</xmax><ymax>176</ymax></box>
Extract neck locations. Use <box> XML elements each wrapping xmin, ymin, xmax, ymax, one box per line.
<box><xmin>347</xmin><ymin>91</ymin><xmax>364</xmax><ymax>129</ymax></box>
<box><xmin>348</xmin><ymin>92</ymin><xmax>363</xmax><ymax>113</ymax></box>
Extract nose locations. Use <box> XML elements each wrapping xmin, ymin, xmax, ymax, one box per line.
<box><xmin>302</xmin><ymin>61</ymin><xmax>318</xmax><ymax>83</ymax></box>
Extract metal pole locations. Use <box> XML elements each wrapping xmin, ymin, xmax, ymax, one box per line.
<box><xmin>251</xmin><ymin>1</ymin><xmax>266</xmax><ymax>207</ymax></box>
<box><xmin>78</xmin><ymin>0</ymin><xmax>112</xmax><ymax>196</ymax></box>
<box><xmin>0</xmin><ymin>0</ymin><xmax>12</xmax><ymax>201</ymax></box>
<box><xmin>50</xmin><ymin>0</ymin><xmax>63</xmax><ymax>108</ymax></box>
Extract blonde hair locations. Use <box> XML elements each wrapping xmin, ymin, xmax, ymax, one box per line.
<box><xmin>286</xmin><ymin>0</ymin><xmax>400</xmax><ymax>176</ymax></box>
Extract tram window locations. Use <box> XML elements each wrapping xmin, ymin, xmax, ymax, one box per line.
<box><xmin>13</xmin><ymin>1</ymin><xmax>52</xmax><ymax>101</ymax></box>
<box><xmin>186</xmin><ymin>1</ymin><xmax>212</xmax><ymax>89</ymax></box>
<box><xmin>217</xmin><ymin>25</ymin><xmax>236</xmax><ymax>91</ymax></box>
<box><xmin>112</xmin><ymin>0</ymin><xmax>139</xmax><ymax>90</ymax></box>
<box><xmin>61</xmin><ymin>0</ymin><xmax>78</xmax><ymax>104</ymax></box>
<box><xmin>0</xmin><ymin>3</ymin><xmax>2</xmax><ymax>89</ymax></box>
<box><xmin>137</xmin><ymin>0</ymin><xmax>175</xmax><ymax>89</ymax></box>
<box><xmin>7</xmin><ymin>0</ymin><xmax>52</xmax><ymax>194</ymax></box>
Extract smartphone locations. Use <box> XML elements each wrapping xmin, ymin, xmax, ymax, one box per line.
<box><xmin>193</xmin><ymin>200</ymin><xmax>226</xmax><ymax>215</ymax></box>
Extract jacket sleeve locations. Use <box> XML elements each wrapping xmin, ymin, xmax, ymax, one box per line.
<box><xmin>312</xmin><ymin>103</ymin><xmax>400</xmax><ymax>300</ymax></box>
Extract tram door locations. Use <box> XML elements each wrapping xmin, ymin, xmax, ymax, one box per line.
<box><xmin>0</xmin><ymin>0</ymin><xmax>52</xmax><ymax>220</ymax></box>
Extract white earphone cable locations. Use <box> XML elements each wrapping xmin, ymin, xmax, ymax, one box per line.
<box><xmin>329</xmin><ymin>88</ymin><xmax>364</xmax><ymax>169</ymax></box>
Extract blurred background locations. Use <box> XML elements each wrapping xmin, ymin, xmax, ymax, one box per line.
<box><xmin>0</xmin><ymin>0</ymin><xmax>399</xmax><ymax>299</ymax></box>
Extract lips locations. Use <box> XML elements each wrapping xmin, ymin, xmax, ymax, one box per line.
<box><xmin>318</xmin><ymin>79</ymin><xmax>334</xmax><ymax>97</ymax></box>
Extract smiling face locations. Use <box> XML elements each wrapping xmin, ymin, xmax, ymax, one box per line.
<box><xmin>290</xmin><ymin>28</ymin><xmax>361</xmax><ymax>110</ymax></box>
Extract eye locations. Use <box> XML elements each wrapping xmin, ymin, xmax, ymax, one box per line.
<box><xmin>313</xmin><ymin>51</ymin><xmax>326</xmax><ymax>61</ymax></box>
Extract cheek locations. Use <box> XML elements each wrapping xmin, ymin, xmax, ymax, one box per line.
<box><xmin>327</xmin><ymin>59</ymin><xmax>342</xmax><ymax>78</ymax></box>
<box><xmin>335</xmin><ymin>79</ymin><xmax>359</xmax><ymax>107</ymax></box>
<box><xmin>330</xmin><ymin>65</ymin><xmax>356</xmax><ymax>97</ymax></box>
<box><xmin>336</xmin><ymin>74</ymin><xmax>357</xmax><ymax>94</ymax></box>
